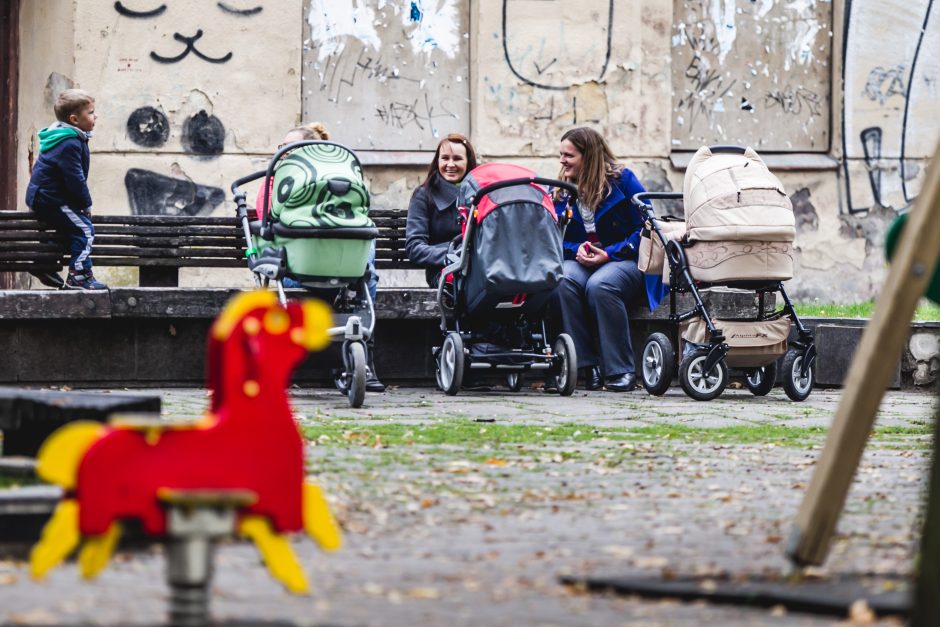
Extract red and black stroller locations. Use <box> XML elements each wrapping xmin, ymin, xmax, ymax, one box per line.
<box><xmin>434</xmin><ymin>163</ymin><xmax>579</xmax><ymax>396</ymax></box>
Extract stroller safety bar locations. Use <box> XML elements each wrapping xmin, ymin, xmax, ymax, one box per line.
<box><xmin>231</xmin><ymin>170</ymin><xmax>267</xmax><ymax>194</ymax></box>
<box><xmin>267</xmin><ymin>225</ymin><xmax>379</xmax><ymax>240</ymax></box>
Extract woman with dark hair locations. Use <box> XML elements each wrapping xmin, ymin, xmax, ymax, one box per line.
<box><xmin>553</xmin><ymin>127</ymin><xmax>649</xmax><ymax>392</ymax></box>
<box><xmin>405</xmin><ymin>133</ymin><xmax>479</xmax><ymax>287</ymax></box>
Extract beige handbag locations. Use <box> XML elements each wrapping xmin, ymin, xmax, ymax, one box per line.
<box><xmin>638</xmin><ymin>219</ymin><xmax>686</xmax><ymax>276</ymax></box>
<box><xmin>681</xmin><ymin>316</ymin><xmax>791</xmax><ymax>368</ymax></box>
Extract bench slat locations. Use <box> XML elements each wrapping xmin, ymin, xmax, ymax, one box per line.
<box><xmin>95</xmin><ymin>225</ymin><xmax>242</xmax><ymax>237</ymax></box>
<box><xmin>92</xmin><ymin>236</ymin><xmax>244</xmax><ymax>248</ymax></box>
<box><xmin>94</xmin><ymin>258</ymin><xmax>247</xmax><ymax>268</ymax></box>
<box><xmin>91</xmin><ymin>247</ymin><xmax>243</xmax><ymax>259</ymax></box>
<box><xmin>94</xmin><ymin>215</ymin><xmax>240</xmax><ymax>226</ymax></box>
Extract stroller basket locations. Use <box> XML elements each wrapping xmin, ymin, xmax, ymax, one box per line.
<box><xmin>682</xmin><ymin>316</ymin><xmax>790</xmax><ymax>368</ymax></box>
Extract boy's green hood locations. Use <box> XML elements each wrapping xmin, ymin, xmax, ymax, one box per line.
<box><xmin>38</xmin><ymin>125</ymin><xmax>84</xmax><ymax>152</ymax></box>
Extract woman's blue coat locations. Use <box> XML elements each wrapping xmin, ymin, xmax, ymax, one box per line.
<box><xmin>553</xmin><ymin>168</ymin><xmax>667</xmax><ymax>310</ymax></box>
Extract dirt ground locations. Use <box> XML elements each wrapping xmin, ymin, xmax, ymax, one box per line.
<box><xmin>0</xmin><ymin>385</ymin><xmax>934</xmax><ymax>626</ymax></box>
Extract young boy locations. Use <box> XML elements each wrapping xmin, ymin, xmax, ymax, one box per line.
<box><xmin>25</xmin><ymin>88</ymin><xmax>107</xmax><ymax>289</ymax></box>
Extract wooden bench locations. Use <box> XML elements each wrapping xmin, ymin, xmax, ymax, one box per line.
<box><xmin>0</xmin><ymin>387</ymin><xmax>161</xmax><ymax>457</ymax></box>
<box><xmin>0</xmin><ymin>209</ymin><xmax>412</xmax><ymax>287</ymax></box>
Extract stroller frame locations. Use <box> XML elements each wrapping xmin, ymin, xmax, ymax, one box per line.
<box><xmin>632</xmin><ymin>184</ymin><xmax>817</xmax><ymax>402</ymax></box>
<box><xmin>231</xmin><ymin>140</ymin><xmax>378</xmax><ymax>408</ymax></box>
<box><xmin>433</xmin><ymin>175</ymin><xmax>579</xmax><ymax>396</ymax></box>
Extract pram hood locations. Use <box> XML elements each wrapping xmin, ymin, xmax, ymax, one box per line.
<box><xmin>268</xmin><ymin>143</ymin><xmax>373</xmax><ymax>230</ymax></box>
<box><xmin>683</xmin><ymin>146</ymin><xmax>794</xmax><ymax>242</ymax></box>
<box><xmin>456</xmin><ymin>163</ymin><xmax>564</xmax><ymax>315</ymax></box>
<box><xmin>458</xmin><ymin>163</ymin><xmax>557</xmax><ymax>222</ymax></box>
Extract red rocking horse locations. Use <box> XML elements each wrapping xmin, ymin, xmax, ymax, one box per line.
<box><xmin>30</xmin><ymin>290</ymin><xmax>341</xmax><ymax>594</ymax></box>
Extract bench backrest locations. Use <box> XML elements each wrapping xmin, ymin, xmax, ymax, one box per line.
<box><xmin>0</xmin><ymin>209</ymin><xmax>412</xmax><ymax>286</ymax></box>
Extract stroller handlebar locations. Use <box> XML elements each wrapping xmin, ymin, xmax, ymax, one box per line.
<box><xmin>231</xmin><ymin>169</ymin><xmax>267</xmax><ymax>195</ymax></box>
<box><xmin>469</xmin><ymin>177</ymin><xmax>578</xmax><ymax>207</ymax></box>
<box><xmin>707</xmin><ymin>145</ymin><xmax>747</xmax><ymax>154</ymax></box>
<box><xmin>631</xmin><ymin>191</ymin><xmax>682</xmax><ymax>216</ymax></box>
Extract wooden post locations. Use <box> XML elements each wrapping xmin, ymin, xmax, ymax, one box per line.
<box><xmin>912</xmin><ymin>397</ymin><xmax>940</xmax><ymax>626</ymax></box>
<box><xmin>786</xmin><ymin>140</ymin><xmax>940</xmax><ymax>566</ymax></box>
<box><xmin>0</xmin><ymin>0</ymin><xmax>20</xmax><ymax>290</ymax></box>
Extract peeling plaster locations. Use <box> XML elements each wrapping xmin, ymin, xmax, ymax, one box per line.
<box><xmin>709</xmin><ymin>0</ymin><xmax>737</xmax><ymax>65</ymax></box>
<box><xmin>307</xmin><ymin>0</ymin><xmax>381</xmax><ymax>60</ymax></box>
<box><xmin>400</xmin><ymin>0</ymin><xmax>461</xmax><ymax>58</ymax></box>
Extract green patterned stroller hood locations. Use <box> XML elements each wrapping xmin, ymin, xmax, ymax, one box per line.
<box><xmin>271</xmin><ymin>144</ymin><xmax>372</xmax><ymax>228</ymax></box>
<box><xmin>260</xmin><ymin>143</ymin><xmax>375</xmax><ymax>279</ymax></box>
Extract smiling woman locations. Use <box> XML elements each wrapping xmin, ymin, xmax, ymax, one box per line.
<box><xmin>404</xmin><ymin>133</ymin><xmax>479</xmax><ymax>287</ymax></box>
<box><xmin>551</xmin><ymin>127</ymin><xmax>651</xmax><ymax>393</ymax></box>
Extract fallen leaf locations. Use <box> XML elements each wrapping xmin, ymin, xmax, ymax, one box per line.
<box><xmin>848</xmin><ymin>599</ymin><xmax>875</xmax><ymax>624</ymax></box>
<box><xmin>406</xmin><ymin>587</ymin><xmax>440</xmax><ymax>600</ymax></box>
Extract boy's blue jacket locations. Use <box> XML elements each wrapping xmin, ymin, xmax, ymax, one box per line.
<box><xmin>553</xmin><ymin>167</ymin><xmax>668</xmax><ymax>310</ymax></box>
<box><xmin>25</xmin><ymin>123</ymin><xmax>93</xmax><ymax>212</ymax></box>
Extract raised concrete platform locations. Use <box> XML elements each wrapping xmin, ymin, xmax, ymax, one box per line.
<box><xmin>6</xmin><ymin>287</ymin><xmax>936</xmax><ymax>389</ymax></box>
<box><xmin>0</xmin><ymin>287</ymin><xmax>769</xmax><ymax>387</ymax></box>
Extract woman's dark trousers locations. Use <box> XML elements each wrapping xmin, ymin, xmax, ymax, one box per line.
<box><xmin>555</xmin><ymin>258</ymin><xmax>644</xmax><ymax>378</ymax></box>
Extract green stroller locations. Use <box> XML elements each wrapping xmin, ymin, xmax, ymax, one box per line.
<box><xmin>231</xmin><ymin>141</ymin><xmax>379</xmax><ymax>407</ymax></box>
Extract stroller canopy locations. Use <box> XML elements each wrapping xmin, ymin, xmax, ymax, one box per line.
<box><xmin>459</xmin><ymin>163</ymin><xmax>556</xmax><ymax>222</ymax></box>
<box><xmin>457</xmin><ymin>163</ymin><xmax>565</xmax><ymax>314</ymax></box>
<box><xmin>269</xmin><ymin>143</ymin><xmax>372</xmax><ymax>229</ymax></box>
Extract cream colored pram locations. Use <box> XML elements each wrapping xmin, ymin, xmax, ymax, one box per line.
<box><xmin>633</xmin><ymin>145</ymin><xmax>816</xmax><ymax>402</ymax></box>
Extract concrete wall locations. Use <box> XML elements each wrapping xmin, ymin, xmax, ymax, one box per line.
<box><xmin>14</xmin><ymin>0</ymin><xmax>940</xmax><ymax>302</ymax></box>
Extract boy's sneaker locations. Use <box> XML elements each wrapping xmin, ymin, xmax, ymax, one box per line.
<box><xmin>65</xmin><ymin>271</ymin><xmax>108</xmax><ymax>290</ymax></box>
<box><xmin>29</xmin><ymin>271</ymin><xmax>65</xmax><ymax>289</ymax></box>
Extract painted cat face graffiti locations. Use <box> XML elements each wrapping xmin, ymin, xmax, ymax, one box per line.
<box><xmin>114</xmin><ymin>1</ymin><xmax>262</xmax><ymax>64</ymax></box>
<box><xmin>98</xmin><ymin>1</ymin><xmax>287</xmax><ymax>217</ymax></box>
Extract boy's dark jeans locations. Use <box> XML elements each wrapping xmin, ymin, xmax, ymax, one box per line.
<box><xmin>33</xmin><ymin>204</ymin><xmax>95</xmax><ymax>273</ymax></box>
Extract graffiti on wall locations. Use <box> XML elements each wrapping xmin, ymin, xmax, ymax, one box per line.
<box><xmin>302</xmin><ymin>0</ymin><xmax>469</xmax><ymax>151</ymax></box>
<box><xmin>96</xmin><ymin>1</ymin><xmax>273</xmax><ymax>216</ymax></box>
<box><xmin>501</xmin><ymin>0</ymin><xmax>613</xmax><ymax>91</ymax></box>
<box><xmin>671</xmin><ymin>0</ymin><xmax>832</xmax><ymax>151</ymax></box>
<box><xmin>480</xmin><ymin>0</ymin><xmax>627</xmax><ymax>154</ymax></box>
<box><xmin>670</xmin><ymin>0</ymin><xmax>831</xmax><ymax>151</ymax></box>
<box><xmin>843</xmin><ymin>0</ymin><xmax>938</xmax><ymax>213</ymax></box>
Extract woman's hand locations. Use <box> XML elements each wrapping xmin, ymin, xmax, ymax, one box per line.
<box><xmin>576</xmin><ymin>242</ymin><xmax>610</xmax><ymax>267</ymax></box>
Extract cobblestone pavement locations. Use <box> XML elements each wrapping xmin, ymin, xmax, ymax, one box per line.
<box><xmin>0</xmin><ymin>385</ymin><xmax>935</xmax><ymax>626</ymax></box>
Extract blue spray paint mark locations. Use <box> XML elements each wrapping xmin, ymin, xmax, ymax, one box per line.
<box><xmin>410</xmin><ymin>1</ymin><xmax>422</xmax><ymax>22</ymax></box>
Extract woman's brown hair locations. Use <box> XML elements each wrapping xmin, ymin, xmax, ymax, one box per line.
<box><xmin>555</xmin><ymin>127</ymin><xmax>622</xmax><ymax>210</ymax></box>
<box><xmin>421</xmin><ymin>133</ymin><xmax>478</xmax><ymax>187</ymax></box>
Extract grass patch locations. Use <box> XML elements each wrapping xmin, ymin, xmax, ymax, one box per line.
<box><xmin>302</xmin><ymin>420</ymin><xmax>934</xmax><ymax>450</ymax></box>
<box><xmin>795</xmin><ymin>298</ymin><xmax>940</xmax><ymax>321</ymax></box>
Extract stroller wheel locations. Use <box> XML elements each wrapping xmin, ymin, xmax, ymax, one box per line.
<box><xmin>782</xmin><ymin>349</ymin><xmax>814</xmax><ymax>401</ymax></box>
<box><xmin>345</xmin><ymin>341</ymin><xmax>367</xmax><ymax>408</ymax></box>
<box><xmin>552</xmin><ymin>334</ymin><xmax>578</xmax><ymax>396</ymax></box>
<box><xmin>744</xmin><ymin>362</ymin><xmax>777</xmax><ymax>396</ymax></box>
<box><xmin>641</xmin><ymin>332</ymin><xmax>674</xmax><ymax>396</ymax></box>
<box><xmin>679</xmin><ymin>348</ymin><xmax>728</xmax><ymax>401</ymax></box>
<box><xmin>437</xmin><ymin>332</ymin><xmax>465</xmax><ymax>395</ymax></box>
<box><xmin>506</xmin><ymin>372</ymin><xmax>523</xmax><ymax>392</ymax></box>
